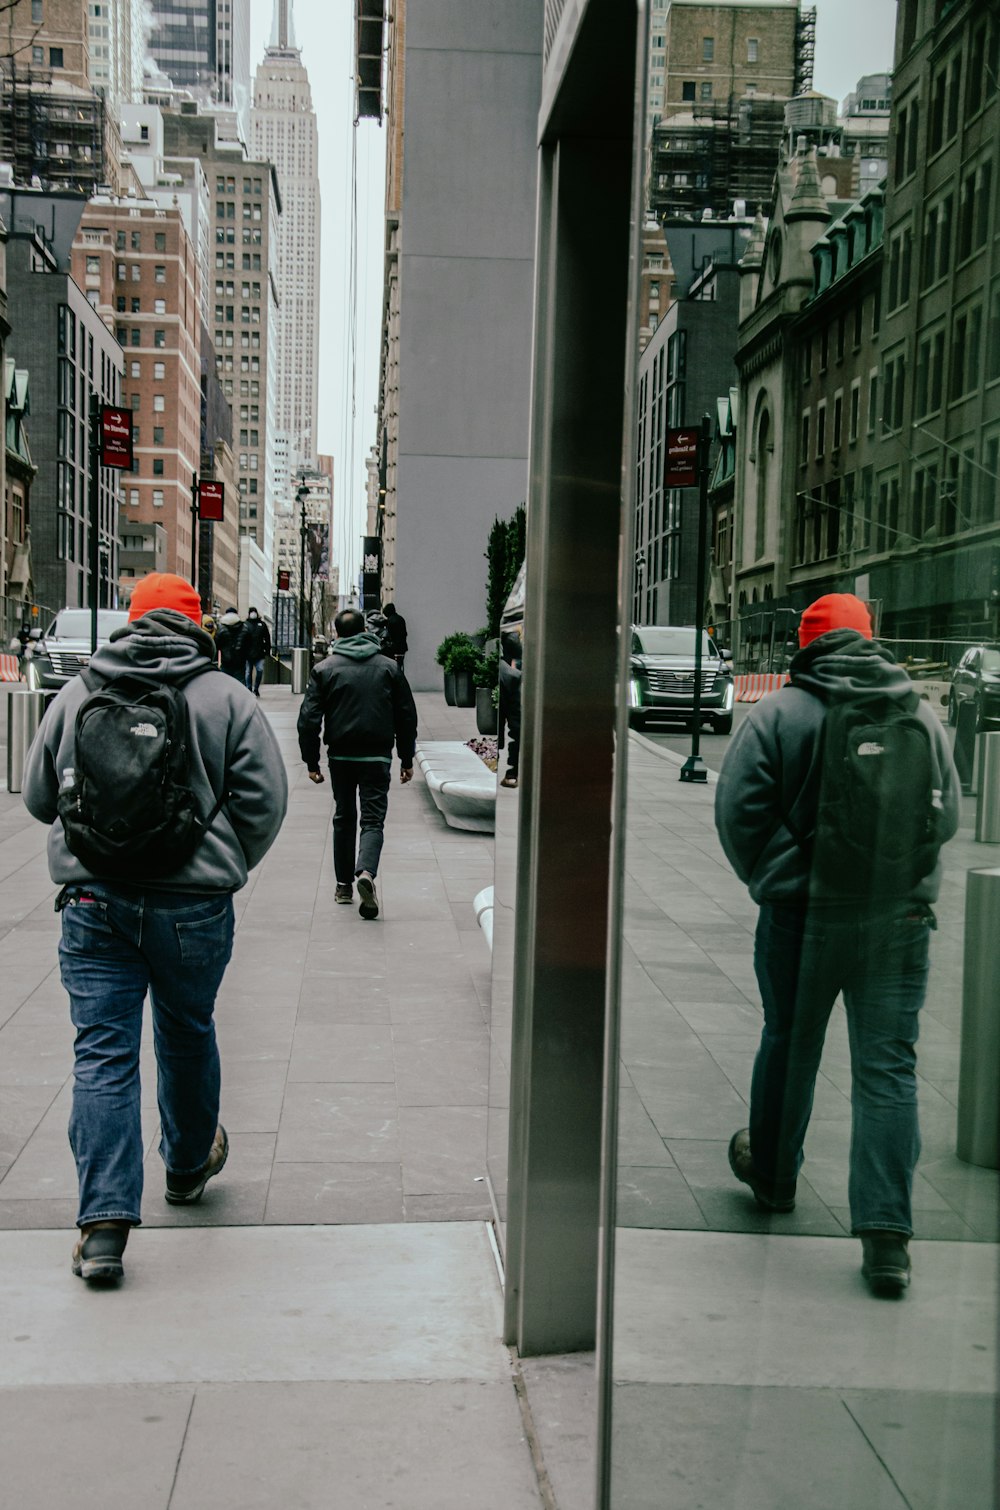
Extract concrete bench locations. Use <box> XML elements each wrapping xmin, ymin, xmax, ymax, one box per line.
<box><xmin>415</xmin><ymin>740</ymin><xmax>496</xmax><ymax>833</ymax></box>
<box><xmin>473</xmin><ymin>886</ymin><xmax>494</xmax><ymax>951</ymax></box>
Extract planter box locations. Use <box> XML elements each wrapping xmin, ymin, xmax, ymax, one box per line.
<box><xmin>443</xmin><ymin>671</ymin><xmax>457</xmax><ymax>705</ymax></box>
<box><xmin>476</xmin><ymin>687</ymin><xmax>498</xmax><ymax>734</ymax></box>
<box><xmin>453</xmin><ymin>669</ymin><xmax>476</xmax><ymax>707</ymax></box>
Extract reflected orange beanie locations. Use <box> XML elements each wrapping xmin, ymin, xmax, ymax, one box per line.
<box><xmin>127</xmin><ymin>573</ymin><xmax>203</xmax><ymax>625</ymax></box>
<box><xmin>797</xmin><ymin>593</ymin><xmax>873</xmax><ymax>648</ymax></box>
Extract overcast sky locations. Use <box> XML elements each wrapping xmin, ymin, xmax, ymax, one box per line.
<box><xmin>247</xmin><ymin>0</ymin><xmax>899</xmax><ymax>586</ymax></box>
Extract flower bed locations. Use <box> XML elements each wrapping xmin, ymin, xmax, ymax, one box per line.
<box><xmin>466</xmin><ymin>736</ymin><xmax>498</xmax><ymax>772</ymax></box>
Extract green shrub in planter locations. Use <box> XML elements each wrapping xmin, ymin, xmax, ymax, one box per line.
<box><xmin>443</xmin><ymin>639</ymin><xmax>482</xmax><ymax>675</ymax></box>
<box><xmin>473</xmin><ymin>645</ymin><xmax>500</xmax><ymax>689</ymax></box>
<box><xmin>435</xmin><ymin>631</ymin><xmax>473</xmax><ymax>668</ymax></box>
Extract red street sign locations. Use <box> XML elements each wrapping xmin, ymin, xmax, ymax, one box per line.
<box><xmin>665</xmin><ymin>427</ymin><xmax>700</xmax><ymax>488</ymax></box>
<box><xmin>99</xmin><ymin>406</ymin><xmax>133</xmax><ymax>469</ymax></box>
<box><xmin>277</xmin><ymin>569</ymin><xmax>290</xmax><ymax>591</ymax></box>
<box><xmin>198</xmin><ymin>480</ymin><xmax>225</xmax><ymax>521</ymax></box>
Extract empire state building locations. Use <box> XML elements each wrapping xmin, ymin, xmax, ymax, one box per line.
<box><xmin>252</xmin><ymin>0</ymin><xmax>322</xmax><ymax>471</ymax></box>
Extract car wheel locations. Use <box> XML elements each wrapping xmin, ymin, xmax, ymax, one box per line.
<box><xmin>947</xmin><ymin>693</ymin><xmax>957</xmax><ymax>727</ymax></box>
<box><xmin>712</xmin><ymin>713</ymin><xmax>734</xmax><ymax>735</ymax></box>
<box><xmin>628</xmin><ymin>711</ymin><xmax>647</xmax><ymax>731</ymax></box>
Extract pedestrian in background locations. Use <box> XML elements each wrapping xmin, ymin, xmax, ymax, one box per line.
<box><xmin>498</xmin><ymin>648</ymin><xmax>522</xmax><ymax>789</ymax></box>
<box><xmin>242</xmin><ymin>607</ymin><xmax>271</xmax><ymax>697</ymax></box>
<box><xmin>214</xmin><ymin>607</ymin><xmax>244</xmax><ymax>681</ymax></box>
<box><xmin>715</xmin><ymin>593</ymin><xmax>959</xmax><ymax>1297</ymax></box>
<box><xmin>382</xmin><ymin>603</ymin><xmax>408</xmax><ymax>670</ymax></box>
<box><xmin>21</xmin><ymin>573</ymin><xmax>287</xmax><ymax>1285</ymax></box>
<box><xmin>298</xmin><ymin>607</ymin><xmax>417</xmax><ymax>920</ymax></box>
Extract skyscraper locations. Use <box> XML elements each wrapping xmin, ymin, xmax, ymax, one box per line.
<box><xmin>251</xmin><ymin>0</ymin><xmax>321</xmax><ymax>472</ymax></box>
<box><xmin>147</xmin><ymin>0</ymin><xmax>251</xmax><ymax>124</ymax></box>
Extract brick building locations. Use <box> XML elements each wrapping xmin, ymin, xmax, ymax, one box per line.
<box><xmin>71</xmin><ymin>201</ymin><xmax>202</xmax><ymax>595</ymax></box>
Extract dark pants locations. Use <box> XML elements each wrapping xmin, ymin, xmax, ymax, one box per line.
<box><xmin>58</xmin><ymin>886</ymin><xmax>235</xmax><ymax>1227</ymax></box>
<box><xmin>750</xmin><ymin>900</ymin><xmax>932</xmax><ymax>1235</ymax></box>
<box><xmin>330</xmin><ymin>760</ymin><xmax>391</xmax><ymax>882</ymax></box>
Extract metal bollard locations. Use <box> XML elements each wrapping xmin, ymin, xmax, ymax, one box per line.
<box><xmin>6</xmin><ymin>688</ymin><xmax>46</xmax><ymax>794</ymax></box>
<box><xmin>954</xmin><ymin>700</ymin><xmax>979</xmax><ymax>793</ymax></box>
<box><xmin>975</xmin><ymin>732</ymin><xmax>1000</xmax><ymax>843</ymax></box>
<box><xmin>291</xmin><ymin>647</ymin><xmax>310</xmax><ymax>695</ymax></box>
<box><xmin>956</xmin><ymin>868</ymin><xmax>1000</xmax><ymax>1169</ymax></box>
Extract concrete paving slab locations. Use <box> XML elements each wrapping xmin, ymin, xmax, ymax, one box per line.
<box><xmin>608</xmin><ymin>1383</ymin><xmax>912</xmax><ymax>1509</ymax></box>
<box><xmin>612</xmin><ymin>1229</ymin><xmax>996</xmax><ymax>1392</ymax></box>
<box><xmin>0</xmin><ymin>1223</ymin><xmax>506</xmax><ymax>1387</ymax></box>
<box><xmin>169</xmin><ymin>1380</ymin><xmax>540</xmax><ymax>1510</ymax></box>
<box><xmin>518</xmin><ymin>1354</ymin><xmax>597</xmax><ymax>1510</ymax></box>
<box><xmin>0</xmin><ymin>1384</ymin><xmax>195</xmax><ymax>1510</ymax></box>
<box><xmin>841</xmin><ymin>1389</ymin><xmax>996</xmax><ymax>1510</ymax></box>
<box><xmin>263</xmin><ymin>1161</ymin><xmax>405</xmax><ymax>1225</ymax></box>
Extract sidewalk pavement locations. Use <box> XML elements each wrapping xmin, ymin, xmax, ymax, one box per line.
<box><xmin>0</xmin><ymin>687</ymin><xmax>575</xmax><ymax>1510</ymax></box>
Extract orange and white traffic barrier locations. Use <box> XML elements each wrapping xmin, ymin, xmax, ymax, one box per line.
<box><xmin>0</xmin><ymin>653</ymin><xmax>22</xmax><ymax>682</ymax></box>
<box><xmin>733</xmin><ymin>672</ymin><xmax>790</xmax><ymax>702</ymax></box>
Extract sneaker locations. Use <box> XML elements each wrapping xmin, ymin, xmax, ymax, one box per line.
<box><xmin>728</xmin><ymin>1128</ymin><xmax>797</xmax><ymax>1212</ymax></box>
<box><xmin>356</xmin><ymin>872</ymin><xmax>379</xmax><ymax>920</ymax></box>
<box><xmin>71</xmin><ymin>1221</ymin><xmax>129</xmax><ymax>1283</ymax></box>
<box><xmin>335</xmin><ymin>883</ymin><xmax>353</xmax><ymax>905</ymax></box>
<box><xmin>165</xmin><ymin>1125</ymin><xmax>229</xmax><ymax>1205</ymax></box>
<box><xmin>860</xmin><ymin>1231</ymin><xmax>911</xmax><ymax>1296</ymax></box>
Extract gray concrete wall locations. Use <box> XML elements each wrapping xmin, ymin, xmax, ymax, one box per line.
<box><xmin>395</xmin><ymin>0</ymin><xmax>542</xmax><ymax>689</ymax></box>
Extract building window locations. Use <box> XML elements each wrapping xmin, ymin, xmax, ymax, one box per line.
<box><xmin>154</xmin><ymin>266</ymin><xmax>166</xmax><ymax>283</ymax></box>
<box><xmin>130</xmin><ymin>298</ymin><xmax>140</xmax><ymax>313</ymax></box>
<box><xmin>949</xmin><ymin>302</ymin><xmax>982</xmax><ymax>401</ymax></box>
<box><xmin>682</xmin><ymin>81</ymin><xmax>696</xmax><ymax>102</ymax></box>
<box><xmin>849</xmin><ymin>381</ymin><xmax>860</xmax><ymax>443</ymax></box>
<box><xmin>153</xmin><ymin>299</ymin><xmax>166</xmax><ymax>315</ymax></box>
<box><xmin>155</xmin><ymin>233</ymin><xmax>166</xmax><ymax>252</ymax></box>
<box><xmin>152</xmin><ymin>458</ymin><xmax>164</xmax><ymax>476</ymax></box>
<box><xmin>702</xmin><ymin>36</ymin><xmax>714</xmax><ymax>61</ymax></box>
<box><xmin>130</xmin><ymin>360</ymin><xmax>140</xmax><ymax>377</ymax></box>
<box><xmin>887</xmin><ymin>227</ymin><xmax>913</xmax><ymax>311</ymax></box>
<box><xmin>153</xmin><ymin>394</ymin><xmax>165</xmax><ymax>412</ymax></box>
<box><xmin>700</xmin><ymin>82</ymin><xmax>712</xmax><ymax>100</ymax></box>
<box><xmin>154</xmin><ymin>330</ymin><xmax>165</xmax><ymax>348</ymax></box>
<box><xmin>747</xmin><ymin>37</ymin><xmax>758</xmax><ymax>63</ymax></box>
<box><xmin>800</xmin><ymin>410</ymin><xmax>810</xmax><ymax>466</ymax></box>
<box><xmin>130</xmin><ymin>329</ymin><xmax>140</xmax><ymax>347</ymax></box>
<box><xmin>49</xmin><ymin>46</ymin><xmax>63</xmax><ymax>67</ymax></box>
<box><xmin>915</xmin><ymin>327</ymin><xmax>946</xmax><ymax>417</ymax></box>
<box><xmin>815</xmin><ymin>401</ymin><xmax>826</xmax><ymax>458</ymax></box>
<box><xmin>153</xmin><ymin>427</ymin><xmax>164</xmax><ymax>445</ymax></box>
<box><xmin>153</xmin><ymin>361</ymin><xmax>165</xmax><ymax>380</ymax></box>
<box><xmin>882</xmin><ymin>352</ymin><xmax>906</xmax><ymax>431</ymax></box>
<box><xmin>957</xmin><ymin>158</ymin><xmax>993</xmax><ymax>263</ymax></box>
<box><xmin>129</xmin><ymin>488</ymin><xmax>139</xmax><ymax>506</ymax></box>
<box><xmin>152</xmin><ymin>490</ymin><xmax>164</xmax><ymax>507</ymax></box>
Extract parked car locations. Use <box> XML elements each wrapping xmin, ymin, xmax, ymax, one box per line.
<box><xmin>947</xmin><ymin>644</ymin><xmax>1000</xmax><ymax>728</ymax></box>
<box><xmin>628</xmin><ymin>625</ymin><xmax>734</xmax><ymax>734</ymax></box>
<box><xmin>25</xmin><ymin>608</ymin><xmax>129</xmax><ymax>691</ymax></box>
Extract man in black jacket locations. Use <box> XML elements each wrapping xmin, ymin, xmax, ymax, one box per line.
<box><xmin>242</xmin><ymin>607</ymin><xmax>271</xmax><ymax>696</ymax></box>
<box><xmin>298</xmin><ymin>607</ymin><xmax>417</xmax><ymax>919</ymax></box>
<box><xmin>382</xmin><ymin>603</ymin><xmax>408</xmax><ymax>669</ymax></box>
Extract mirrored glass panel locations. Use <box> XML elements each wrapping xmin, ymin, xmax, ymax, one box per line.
<box><xmin>606</xmin><ymin>0</ymin><xmax>998</xmax><ymax>1503</ymax></box>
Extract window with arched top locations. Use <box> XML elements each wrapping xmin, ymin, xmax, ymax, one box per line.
<box><xmin>755</xmin><ymin>408</ymin><xmax>770</xmax><ymax>559</ymax></box>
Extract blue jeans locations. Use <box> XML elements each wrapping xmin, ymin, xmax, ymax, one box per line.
<box><xmin>58</xmin><ymin>886</ymin><xmax>235</xmax><ymax>1228</ymax></box>
<box><xmin>750</xmin><ymin>900</ymin><xmax>932</xmax><ymax>1235</ymax></box>
<box><xmin>330</xmin><ymin>760</ymin><xmax>391</xmax><ymax>882</ymax></box>
<box><xmin>245</xmin><ymin>657</ymin><xmax>265</xmax><ymax>693</ymax></box>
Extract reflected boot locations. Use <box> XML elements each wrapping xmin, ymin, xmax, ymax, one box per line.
<box><xmin>860</xmin><ymin>1232</ymin><xmax>911</xmax><ymax>1297</ymax></box>
<box><xmin>728</xmin><ymin>1128</ymin><xmax>796</xmax><ymax>1212</ymax></box>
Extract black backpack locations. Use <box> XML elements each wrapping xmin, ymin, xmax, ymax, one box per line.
<box><xmin>795</xmin><ymin>694</ymin><xmax>943</xmax><ymax>897</ymax></box>
<box><xmin>57</xmin><ymin>666</ymin><xmax>224</xmax><ymax>879</ymax></box>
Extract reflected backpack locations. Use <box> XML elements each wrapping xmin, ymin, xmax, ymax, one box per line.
<box><xmin>797</xmin><ymin>693</ymin><xmax>944</xmax><ymax>897</ymax></box>
<box><xmin>57</xmin><ymin>666</ymin><xmax>224</xmax><ymax>878</ymax></box>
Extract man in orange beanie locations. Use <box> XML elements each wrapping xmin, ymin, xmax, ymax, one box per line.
<box><xmin>22</xmin><ymin>572</ymin><xmax>287</xmax><ymax>1285</ymax></box>
<box><xmin>715</xmin><ymin>593</ymin><xmax>959</xmax><ymax>1297</ymax></box>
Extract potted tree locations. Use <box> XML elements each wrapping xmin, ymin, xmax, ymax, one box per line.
<box><xmin>445</xmin><ymin>638</ymin><xmax>481</xmax><ymax>708</ymax></box>
<box><xmin>436</xmin><ymin>631</ymin><xmax>473</xmax><ymax>705</ymax></box>
<box><xmin>473</xmin><ymin>645</ymin><xmax>500</xmax><ymax>734</ymax></box>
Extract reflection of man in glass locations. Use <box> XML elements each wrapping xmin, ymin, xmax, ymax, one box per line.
<box><xmin>498</xmin><ymin>628</ymin><xmax>522</xmax><ymax>789</ymax></box>
<box><xmin>715</xmin><ymin>594</ymin><xmax>960</xmax><ymax>1298</ymax></box>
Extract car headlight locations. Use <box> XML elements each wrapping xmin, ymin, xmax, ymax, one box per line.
<box><xmin>628</xmin><ymin>677</ymin><xmax>642</xmax><ymax>708</ymax></box>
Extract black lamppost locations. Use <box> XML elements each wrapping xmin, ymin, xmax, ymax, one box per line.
<box><xmin>297</xmin><ymin>483</ymin><xmax>309</xmax><ymax>647</ymax></box>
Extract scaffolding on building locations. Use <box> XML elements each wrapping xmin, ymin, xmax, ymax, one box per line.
<box><xmin>649</xmin><ymin>96</ymin><xmax>786</xmax><ymax>223</ymax></box>
<box><xmin>0</xmin><ymin>68</ymin><xmax>106</xmax><ymax>194</ymax></box>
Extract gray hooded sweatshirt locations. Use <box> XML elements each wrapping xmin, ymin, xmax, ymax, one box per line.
<box><xmin>22</xmin><ymin>609</ymin><xmax>288</xmax><ymax>893</ymax></box>
<box><xmin>714</xmin><ymin>629</ymin><xmax>960</xmax><ymax>905</ymax></box>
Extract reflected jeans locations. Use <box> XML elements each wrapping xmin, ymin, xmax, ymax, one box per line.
<box><xmin>750</xmin><ymin>900</ymin><xmax>932</xmax><ymax>1235</ymax></box>
<box><xmin>58</xmin><ymin>886</ymin><xmax>235</xmax><ymax>1228</ymax></box>
<box><xmin>330</xmin><ymin>759</ymin><xmax>391</xmax><ymax>882</ymax></box>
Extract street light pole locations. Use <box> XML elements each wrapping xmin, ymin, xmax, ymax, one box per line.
<box><xmin>297</xmin><ymin>485</ymin><xmax>308</xmax><ymax>648</ymax></box>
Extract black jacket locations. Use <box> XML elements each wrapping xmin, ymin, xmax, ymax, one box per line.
<box><xmin>384</xmin><ymin>611</ymin><xmax>408</xmax><ymax>655</ymax></box>
<box><xmin>242</xmin><ymin>618</ymin><xmax>271</xmax><ymax>661</ymax></box>
<box><xmin>215</xmin><ymin>618</ymin><xmax>244</xmax><ymax>671</ymax></box>
<box><xmin>297</xmin><ymin>636</ymin><xmax>418</xmax><ymax>769</ymax></box>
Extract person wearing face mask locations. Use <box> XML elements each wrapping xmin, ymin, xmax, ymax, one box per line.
<box><xmin>241</xmin><ymin>607</ymin><xmax>271</xmax><ymax>697</ymax></box>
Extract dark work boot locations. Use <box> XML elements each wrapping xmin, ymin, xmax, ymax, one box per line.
<box><xmin>71</xmin><ymin>1221</ymin><xmax>130</xmax><ymax>1283</ymax></box>
<box><xmin>860</xmin><ymin>1232</ymin><xmax>911</xmax><ymax>1296</ymax></box>
<box><xmin>165</xmin><ymin>1125</ymin><xmax>229</xmax><ymax>1205</ymax></box>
